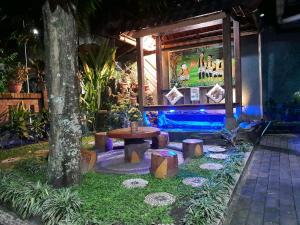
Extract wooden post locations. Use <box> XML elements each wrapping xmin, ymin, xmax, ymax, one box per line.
<box><xmin>233</xmin><ymin>20</ymin><xmax>242</xmax><ymax>115</ymax></box>
<box><xmin>223</xmin><ymin>15</ymin><xmax>236</xmax><ymax>129</ymax></box>
<box><xmin>156</xmin><ymin>35</ymin><xmax>163</xmax><ymax>105</ymax></box>
<box><xmin>136</xmin><ymin>37</ymin><xmax>145</xmax><ymax>110</ymax></box>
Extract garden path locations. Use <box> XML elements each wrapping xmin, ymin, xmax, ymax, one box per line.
<box><xmin>0</xmin><ymin>206</ymin><xmax>38</xmax><ymax>225</ymax></box>
<box><xmin>223</xmin><ymin>146</ymin><xmax>300</xmax><ymax>225</ymax></box>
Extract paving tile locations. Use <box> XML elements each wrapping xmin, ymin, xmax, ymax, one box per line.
<box><xmin>223</xmin><ymin>146</ymin><xmax>300</xmax><ymax>225</ymax></box>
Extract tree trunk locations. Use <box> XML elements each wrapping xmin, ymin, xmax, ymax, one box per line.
<box><xmin>43</xmin><ymin>1</ymin><xmax>82</xmax><ymax>187</ymax></box>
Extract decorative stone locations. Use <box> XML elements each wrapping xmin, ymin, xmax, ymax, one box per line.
<box><xmin>204</xmin><ymin>145</ymin><xmax>227</xmax><ymax>153</ymax></box>
<box><xmin>152</xmin><ymin>132</ymin><xmax>170</xmax><ymax>149</ymax></box>
<box><xmin>144</xmin><ymin>192</ymin><xmax>176</xmax><ymax>207</ymax></box>
<box><xmin>122</xmin><ymin>178</ymin><xmax>148</xmax><ymax>189</ymax></box>
<box><xmin>182</xmin><ymin>139</ymin><xmax>204</xmax><ymax>159</ymax></box>
<box><xmin>200</xmin><ymin>163</ymin><xmax>224</xmax><ymax>170</ymax></box>
<box><xmin>95</xmin><ymin>132</ymin><xmax>113</xmax><ymax>152</ymax></box>
<box><xmin>1</xmin><ymin>157</ymin><xmax>23</xmax><ymax>165</ymax></box>
<box><xmin>34</xmin><ymin>149</ymin><xmax>49</xmax><ymax>158</ymax></box>
<box><xmin>182</xmin><ymin>177</ymin><xmax>207</xmax><ymax>188</ymax></box>
<box><xmin>207</xmin><ymin>153</ymin><xmax>229</xmax><ymax>160</ymax></box>
<box><xmin>150</xmin><ymin>150</ymin><xmax>178</xmax><ymax>179</ymax></box>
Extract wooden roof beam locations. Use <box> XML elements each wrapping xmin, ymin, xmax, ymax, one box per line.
<box><xmin>132</xmin><ymin>11</ymin><xmax>226</xmax><ymax>38</ymax></box>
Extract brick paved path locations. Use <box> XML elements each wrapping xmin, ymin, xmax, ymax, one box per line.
<box><xmin>223</xmin><ymin>146</ymin><xmax>300</xmax><ymax>225</ymax></box>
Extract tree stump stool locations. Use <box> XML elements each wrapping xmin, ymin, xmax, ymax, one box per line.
<box><xmin>150</xmin><ymin>150</ymin><xmax>178</xmax><ymax>179</ymax></box>
<box><xmin>95</xmin><ymin>132</ymin><xmax>113</xmax><ymax>152</ymax></box>
<box><xmin>182</xmin><ymin>139</ymin><xmax>204</xmax><ymax>159</ymax></box>
<box><xmin>80</xmin><ymin>148</ymin><xmax>97</xmax><ymax>174</ymax></box>
<box><xmin>124</xmin><ymin>140</ymin><xmax>150</xmax><ymax>163</ymax></box>
<box><xmin>151</xmin><ymin>132</ymin><xmax>169</xmax><ymax>149</ymax></box>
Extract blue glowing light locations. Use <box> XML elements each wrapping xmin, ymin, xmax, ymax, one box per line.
<box><xmin>169</xmin><ymin>109</ymin><xmax>175</xmax><ymax>113</ymax></box>
<box><xmin>200</xmin><ymin>109</ymin><xmax>205</xmax><ymax>112</ymax></box>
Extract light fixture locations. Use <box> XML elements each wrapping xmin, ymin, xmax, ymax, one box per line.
<box><xmin>169</xmin><ymin>109</ymin><xmax>175</xmax><ymax>113</ymax></box>
<box><xmin>143</xmin><ymin>35</ymin><xmax>156</xmax><ymax>51</ymax></box>
<box><xmin>259</xmin><ymin>13</ymin><xmax>265</xmax><ymax>18</ymax></box>
<box><xmin>32</xmin><ymin>28</ymin><xmax>39</xmax><ymax>35</ymax></box>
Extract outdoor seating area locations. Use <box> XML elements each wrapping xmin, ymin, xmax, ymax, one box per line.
<box><xmin>1</xmin><ymin>0</ymin><xmax>300</xmax><ymax>225</ymax></box>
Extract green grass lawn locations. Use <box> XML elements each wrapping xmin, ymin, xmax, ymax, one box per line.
<box><xmin>75</xmin><ymin>156</ymin><xmax>228</xmax><ymax>225</ymax></box>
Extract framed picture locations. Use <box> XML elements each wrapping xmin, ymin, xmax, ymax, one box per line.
<box><xmin>169</xmin><ymin>45</ymin><xmax>234</xmax><ymax>88</ymax></box>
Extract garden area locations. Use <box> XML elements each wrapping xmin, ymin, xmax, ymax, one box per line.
<box><xmin>0</xmin><ymin>134</ymin><xmax>253</xmax><ymax>225</ymax></box>
<box><xmin>0</xmin><ymin>1</ymin><xmax>289</xmax><ymax>225</ymax></box>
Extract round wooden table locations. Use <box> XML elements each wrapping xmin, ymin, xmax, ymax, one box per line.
<box><xmin>107</xmin><ymin>127</ymin><xmax>160</xmax><ymax>163</ymax></box>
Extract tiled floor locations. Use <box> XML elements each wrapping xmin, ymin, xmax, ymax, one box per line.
<box><xmin>223</xmin><ymin>146</ymin><xmax>300</xmax><ymax>225</ymax></box>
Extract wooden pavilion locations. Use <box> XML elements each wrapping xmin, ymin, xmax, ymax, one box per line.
<box><xmin>125</xmin><ymin>11</ymin><xmax>257</xmax><ymax>129</ymax></box>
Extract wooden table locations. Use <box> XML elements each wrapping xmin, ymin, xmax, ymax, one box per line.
<box><xmin>107</xmin><ymin>127</ymin><xmax>160</xmax><ymax>163</ymax></box>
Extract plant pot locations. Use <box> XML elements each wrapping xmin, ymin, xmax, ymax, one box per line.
<box><xmin>95</xmin><ymin>110</ymin><xmax>108</xmax><ymax>131</ymax></box>
<box><xmin>130</xmin><ymin>121</ymin><xmax>139</xmax><ymax>133</ymax></box>
<box><xmin>8</xmin><ymin>81</ymin><xmax>23</xmax><ymax>93</ymax></box>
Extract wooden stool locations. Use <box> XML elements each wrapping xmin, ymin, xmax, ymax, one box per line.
<box><xmin>152</xmin><ymin>132</ymin><xmax>169</xmax><ymax>149</ymax></box>
<box><xmin>95</xmin><ymin>132</ymin><xmax>113</xmax><ymax>152</ymax></box>
<box><xmin>182</xmin><ymin>139</ymin><xmax>204</xmax><ymax>159</ymax></box>
<box><xmin>124</xmin><ymin>141</ymin><xmax>150</xmax><ymax>163</ymax></box>
<box><xmin>150</xmin><ymin>150</ymin><xmax>178</xmax><ymax>179</ymax></box>
<box><xmin>80</xmin><ymin>148</ymin><xmax>97</xmax><ymax>174</ymax></box>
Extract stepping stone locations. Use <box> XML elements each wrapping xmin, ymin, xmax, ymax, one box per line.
<box><xmin>1</xmin><ymin>157</ymin><xmax>23</xmax><ymax>165</ymax></box>
<box><xmin>34</xmin><ymin>149</ymin><xmax>49</xmax><ymax>158</ymax></box>
<box><xmin>204</xmin><ymin>145</ymin><xmax>227</xmax><ymax>153</ymax></box>
<box><xmin>207</xmin><ymin>153</ymin><xmax>229</xmax><ymax>160</ymax></box>
<box><xmin>182</xmin><ymin>177</ymin><xmax>207</xmax><ymax>187</ymax></box>
<box><xmin>122</xmin><ymin>178</ymin><xmax>148</xmax><ymax>189</ymax></box>
<box><xmin>200</xmin><ymin>162</ymin><xmax>224</xmax><ymax>170</ymax></box>
<box><xmin>144</xmin><ymin>192</ymin><xmax>176</xmax><ymax>207</ymax></box>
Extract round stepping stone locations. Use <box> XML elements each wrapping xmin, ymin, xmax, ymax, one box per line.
<box><xmin>207</xmin><ymin>153</ymin><xmax>229</xmax><ymax>160</ymax></box>
<box><xmin>182</xmin><ymin>177</ymin><xmax>207</xmax><ymax>187</ymax></box>
<box><xmin>144</xmin><ymin>192</ymin><xmax>176</xmax><ymax>207</ymax></box>
<box><xmin>1</xmin><ymin>157</ymin><xmax>23</xmax><ymax>165</ymax></box>
<box><xmin>204</xmin><ymin>145</ymin><xmax>227</xmax><ymax>153</ymax></box>
<box><xmin>34</xmin><ymin>149</ymin><xmax>49</xmax><ymax>158</ymax></box>
<box><xmin>122</xmin><ymin>178</ymin><xmax>148</xmax><ymax>189</ymax></box>
<box><xmin>200</xmin><ymin>162</ymin><xmax>224</xmax><ymax>170</ymax></box>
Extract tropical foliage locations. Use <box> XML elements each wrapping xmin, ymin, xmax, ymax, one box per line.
<box><xmin>128</xmin><ymin>106</ymin><xmax>142</xmax><ymax>122</ymax></box>
<box><xmin>79</xmin><ymin>39</ymin><xmax>116</xmax><ymax>130</ymax></box>
<box><xmin>0</xmin><ymin>103</ymin><xmax>49</xmax><ymax>148</ymax></box>
<box><xmin>109</xmin><ymin>101</ymin><xmax>131</xmax><ymax>128</ymax></box>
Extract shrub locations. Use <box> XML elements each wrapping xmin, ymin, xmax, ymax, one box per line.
<box><xmin>14</xmin><ymin>181</ymin><xmax>50</xmax><ymax>219</ymax></box>
<box><xmin>0</xmin><ymin>170</ymin><xmax>84</xmax><ymax>224</ymax></box>
<box><xmin>182</xmin><ymin>153</ymin><xmax>245</xmax><ymax>225</ymax></box>
<box><xmin>39</xmin><ymin>188</ymin><xmax>82</xmax><ymax>225</ymax></box>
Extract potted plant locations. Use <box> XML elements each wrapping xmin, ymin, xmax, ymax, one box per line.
<box><xmin>8</xmin><ymin>65</ymin><xmax>28</xmax><ymax>93</ymax></box>
<box><xmin>128</xmin><ymin>106</ymin><xmax>142</xmax><ymax>133</ymax></box>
